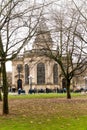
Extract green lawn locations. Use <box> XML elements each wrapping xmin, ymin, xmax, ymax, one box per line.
<box><xmin>0</xmin><ymin>115</ymin><xmax>87</xmax><ymax>130</ymax></box>
<box><xmin>8</xmin><ymin>92</ymin><xmax>87</xmax><ymax>99</ymax></box>
<box><xmin>0</xmin><ymin>93</ymin><xmax>87</xmax><ymax>130</ymax></box>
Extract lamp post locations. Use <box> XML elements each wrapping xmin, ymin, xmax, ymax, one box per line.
<box><xmin>28</xmin><ymin>75</ymin><xmax>32</xmax><ymax>90</ymax></box>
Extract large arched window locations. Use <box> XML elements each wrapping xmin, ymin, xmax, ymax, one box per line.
<box><xmin>53</xmin><ymin>64</ymin><xmax>58</xmax><ymax>84</ymax></box>
<box><xmin>37</xmin><ymin>63</ymin><xmax>45</xmax><ymax>84</ymax></box>
<box><xmin>25</xmin><ymin>64</ymin><xmax>29</xmax><ymax>84</ymax></box>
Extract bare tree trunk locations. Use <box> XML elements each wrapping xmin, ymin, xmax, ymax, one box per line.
<box><xmin>66</xmin><ymin>79</ymin><xmax>71</xmax><ymax>99</ymax></box>
<box><xmin>0</xmin><ymin>90</ymin><xmax>2</xmax><ymax>101</ymax></box>
<box><xmin>0</xmin><ymin>64</ymin><xmax>2</xmax><ymax>101</ymax></box>
<box><xmin>2</xmin><ymin>62</ymin><xmax>9</xmax><ymax>114</ymax></box>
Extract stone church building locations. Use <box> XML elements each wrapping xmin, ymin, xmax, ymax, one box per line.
<box><xmin>12</xmin><ymin>20</ymin><xmax>87</xmax><ymax>93</ymax></box>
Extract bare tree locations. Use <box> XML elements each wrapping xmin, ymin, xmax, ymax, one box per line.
<box><xmin>72</xmin><ymin>0</ymin><xmax>87</xmax><ymax>46</ymax></box>
<box><xmin>0</xmin><ymin>0</ymin><xmax>51</xmax><ymax>114</ymax></box>
<box><xmin>38</xmin><ymin>1</ymin><xmax>87</xmax><ymax>99</ymax></box>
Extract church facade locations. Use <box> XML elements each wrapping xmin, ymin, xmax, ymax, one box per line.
<box><xmin>12</xmin><ymin>50</ymin><xmax>62</xmax><ymax>93</ymax></box>
<box><xmin>12</xmin><ymin>49</ymin><xmax>87</xmax><ymax>93</ymax></box>
<box><xmin>12</xmin><ymin>20</ymin><xmax>87</xmax><ymax>93</ymax></box>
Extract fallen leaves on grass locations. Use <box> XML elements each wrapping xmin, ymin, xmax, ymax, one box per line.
<box><xmin>6</xmin><ymin>98</ymin><xmax>87</xmax><ymax>119</ymax></box>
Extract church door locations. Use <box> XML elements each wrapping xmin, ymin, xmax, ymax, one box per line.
<box><xmin>17</xmin><ymin>79</ymin><xmax>22</xmax><ymax>90</ymax></box>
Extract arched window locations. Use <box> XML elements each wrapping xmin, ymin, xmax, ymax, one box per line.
<box><xmin>53</xmin><ymin>64</ymin><xmax>58</xmax><ymax>84</ymax></box>
<box><xmin>25</xmin><ymin>64</ymin><xmax>29</xmax><ymax>84</ymax></box>
<box><xmin>37</xmin><ymin>63</ymin><xmax>45</xmax><ymax>84</ymax></box>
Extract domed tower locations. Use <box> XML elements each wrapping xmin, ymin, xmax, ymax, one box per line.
<box><xmin>33</xmin><ymin>17</ymin><xmax>53</xmax><ymax>50</ymax></box>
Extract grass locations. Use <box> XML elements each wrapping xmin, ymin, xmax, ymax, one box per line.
<box><xmin>8</xmin><ymin>92</ymin><xmax>87</xmax><ymax>99</ymax></box>
<box><xmin>0</xmin><ymin>93</ymin><xmax>87</xmax><ymax>130</ymax></box>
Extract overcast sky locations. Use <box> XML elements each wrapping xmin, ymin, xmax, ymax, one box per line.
<box><xmin>6</xmin><ymin>61</ymin><xmax>12</xmax><ymax>72</ymax></box>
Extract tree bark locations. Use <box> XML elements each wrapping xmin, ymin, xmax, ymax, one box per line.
<box><xmin>2</xmin><ymin>62</ymin><xmax>9</xmax><ymax>114</ymax></box>
<box><xmin>0</xmin><ymin>67</ymin><xmax>2</xmax><ymax>101</ymax></box>
<box><xmin>66</xmin><ymin>79</ymin><xmax>71</xmax><ymax>99</ymax></box>
<box><xmin>0</xmin><ymin>90</ymin><xmax>2</xmax><ymax>101</ymax></box>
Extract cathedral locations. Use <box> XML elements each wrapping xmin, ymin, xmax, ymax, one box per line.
<box><xmin>12</xmin><ymin>20</ymin><xmax>87</xmax><ymax>93</ymax></box>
